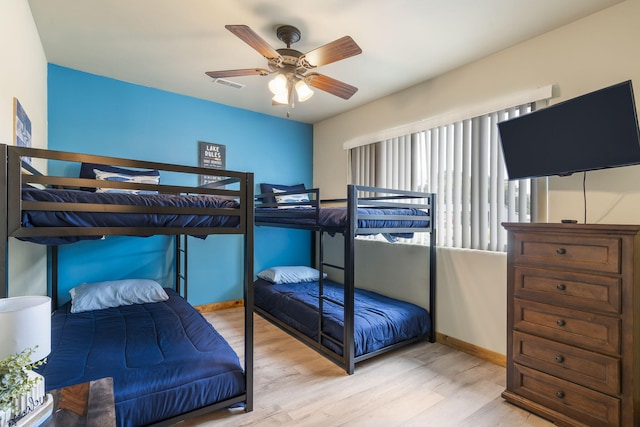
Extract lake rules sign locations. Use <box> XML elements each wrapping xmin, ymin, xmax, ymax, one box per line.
<box><xmin>198</xmin><ymin>141</ymin><xmax>226</xmax><ymax>186</ymax></box>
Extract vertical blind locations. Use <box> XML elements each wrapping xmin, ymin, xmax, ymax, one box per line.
<box><xmin>350</xmin><ymin>102</ymin><xmax>541</xmax><ymax>252</ymax></box>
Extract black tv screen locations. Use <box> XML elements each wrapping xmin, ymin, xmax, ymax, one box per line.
<box><xmin>498</xmin><ymin>80</ymin><xmax>640</xmax><ymax>180</ymax></box>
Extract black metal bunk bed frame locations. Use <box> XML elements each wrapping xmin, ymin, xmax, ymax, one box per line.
<box><xmin>255</xmin><ymin>184</ymin><xmax>436</xmax><ymax>374</ymax></box>
<box><xmin>0</xmin><ymin>143</ymin><xmax>255</xmax><ymax>424</ymax></box>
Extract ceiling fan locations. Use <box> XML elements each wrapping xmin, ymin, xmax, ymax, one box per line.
<box><xmin>206</xmin><ymin>25</ymin><xmax>362</xmax><ymax>108</ymax></box>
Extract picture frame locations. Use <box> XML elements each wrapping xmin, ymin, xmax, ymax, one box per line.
<box><xmin>13</xmin><ymin>98</ymin><xmax>32</xmax><ymax>165</ymax></box>
<box><xmin>198</xmin><ymin>141</ymin><xmax>226</xmax><ymax>186</ymax></box>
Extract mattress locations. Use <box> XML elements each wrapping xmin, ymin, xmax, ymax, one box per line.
<box><xmin>38</xmin><ymin>289</ymin><xmax>245</xmax><ymax>427</ymax></box>
<box><xmin>20</xmin><ymin>188</ymin><xmax>241</xmax><ymax>244</ymax></box>
<box><xmin>255</xmin><ymin>206</ymin><xmax>430</xmax><ymax>231</ymax></box>
<box><xmin>254</xmin><ymin>278</ymin><xmax>431</xmax><ymax>357</ymax></box>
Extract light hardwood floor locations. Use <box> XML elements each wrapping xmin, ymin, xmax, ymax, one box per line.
<box><xmin>182</xmin><ymin>308</ymin><xmax>554</xmax><ymax>427</ymax></box>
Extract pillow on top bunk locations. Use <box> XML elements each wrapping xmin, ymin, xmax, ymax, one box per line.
<box><xmin>272</xmin><ymin>188</ymin><xmax>310</xmax><ymax>208</ymax></box>
<box><xmin>260</xmin><ymin>183</ymin><xmax>306</xmax><ymax>205</ymax></box>
<box><xmin>69</xmin><ymin>279</ymin><xmax>169</xmax><ymax>313</ymax></box>
<box><xmin>79</xmin><ymin>163</ymin><xmax>160</xmax><ymax>192</ymax></box>
<box><xmin>257</xmin><ymin>266</ymin><xmax>327</xmax><ymax>284</ymax></box>
<box><xmin>94</xmin><ymin>169</ymin><xmax>160</xmax><ymax>195</ymax></box>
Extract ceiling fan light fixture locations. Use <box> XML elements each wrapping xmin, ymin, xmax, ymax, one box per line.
<box><xmin>295</xmin><ymin>80</ymin><xmax>314</xmax><ymax>102</ymax></box>
<box><xmin>268</xmin><ymin>74</ymin><xmax>287</xmax><ymax>96</ymax></box>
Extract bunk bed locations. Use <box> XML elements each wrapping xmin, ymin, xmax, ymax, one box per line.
<box><xmin>0</xmin><ymin>144</ymin><xmax>254</xmax><ymax>427</ymax></box>
<box><xmin>254</xmin><ymin>184</ymin><xmax>436</xmax><ymax>374</ymax></box>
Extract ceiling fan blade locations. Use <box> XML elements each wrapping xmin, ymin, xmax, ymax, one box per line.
<box><xmin>306</xmin><ymin>73</ymin><xmax>358</xmax><ymax>100</ymax></box>
<box><xmin>205</xmin><ymin>68</ymin><xmax>270</xmax><ymax>78</ymax></box>
<box><xmin>302</xmin><ymin>36</ymin><xmax>362</xmax><ymax>68</ymax></box>
<box><xmin>225</xmin><ymin>25</ymin><xmax>281</xmax><ymax>61</ymax></box>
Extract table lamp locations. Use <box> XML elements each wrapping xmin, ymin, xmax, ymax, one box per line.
<box><xmin>0</xmin><ymin>296</ymin><xmax>53</xmax><ymax>427</ymax></box>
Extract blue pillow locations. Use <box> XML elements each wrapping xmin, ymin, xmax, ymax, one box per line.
<box><xmin>257</xmin><ymin>266</ymin><xmax>327</xmax><ymax>284</ymax></box>
<box><xmin>260</xmin><ymin>183</ymin><xmax>306</xmax><ymax>205</ymax></box>
<box><xmin>79</xmin><ymin>163</ymin><xmax>160</xmax><ymax>192</ymax></box>
<box><xmin>272</xmin><ymin>188</ymin><xmax>310</xmax><ymax>208</ymax></box>
<box><xmin>69</xmin><ymin>279</ymin><xmax>169</xmax><ymax>313</ymax></box>
<box><xmin>94</xmin><ymin>169</ymin><xmax>160</xmax><ymax>194</ymax></box>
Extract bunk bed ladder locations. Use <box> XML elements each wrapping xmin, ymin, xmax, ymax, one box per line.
<box><xmin>175</xmin><ymin>234</ymin><xmax>188</xmax><ymax>300</ymax></box>
<box><xmin>317</xmin><ymin>230</ymin><xmax>349</xmax><ymax>358</ymax></box>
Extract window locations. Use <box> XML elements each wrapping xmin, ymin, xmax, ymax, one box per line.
<box><xmin>350</xmin><ymin>102</ymin><xmax>545</xmax><ymax>252</ymax></box>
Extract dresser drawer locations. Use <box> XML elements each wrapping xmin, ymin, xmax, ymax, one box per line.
<box><xmin>513</xmin><ymin>266</ymin><xmax>621</xmax><ymax>314</ymax></box>
<box><xmin>512</xmin><ymin>364</ymin><xmax>620</xmax><ymax>427</ymax></box>
<box><xmin>513</xmin><ymin>331</ymin><xmax>620</xmax><ymax>394</ymax></box>
<box><xmin>514</xmin><ymin>299</ymin><xmax>621</xmax><ymax>355</ymax></box>
<box><xmin>512</xmin><ymin>232</ymin><xmax>621</xmax><ymax>274</ymax></box>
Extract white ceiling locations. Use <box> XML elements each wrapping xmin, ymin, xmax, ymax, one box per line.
<box><xmin>28</xmin><ymin>0</ymin><xmax>623</xmax><ymax>124</ymax></box>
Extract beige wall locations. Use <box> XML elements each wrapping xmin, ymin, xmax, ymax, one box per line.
<box><xmin>313</xmin><ymin>0</ymin><xmax>640</xmax><ymax>355</ymax></box>
<box><xmin>1</xmin><ymin>0</ymin><xmax>49</xmax><ymax>296</ymax></box>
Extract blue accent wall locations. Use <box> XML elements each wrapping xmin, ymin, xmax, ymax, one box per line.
<box><xmin>47</xmin><ymin>64</ymin><xmax>313</xmax><ymax>306</ymax></box>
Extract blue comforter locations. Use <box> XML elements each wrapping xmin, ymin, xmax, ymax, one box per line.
<box><xmin>20</xmin><ymin>188</ymin><xmax>241</xmax><ymax>244</ymax></box>
<box><xmin>38</xmin><ymin>289</ymin><xmax>245</xmax><ymax>427</ymax></box>
<box><xmin>254</xmin><ymin>278</ymin><xmax>431</xmax><ymax>357</ymax></box>
<box><xmin>256</xmin><ymin>206</ymin><xmax>430</xmax><ymax>230</ymax></box>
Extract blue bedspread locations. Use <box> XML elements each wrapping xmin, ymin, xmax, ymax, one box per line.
<box><xmin>38</xmin><ymin>289</ymin><xmax>245</xmax><ymax>427</ymax></box>
<box><xmin>20</xmin><ymin>188</ymin><xmax>241</xmax><ymax>244</ymax></box>
<box><xmin>256</xmin><ymin>206</ymin><xmax>430</xmax><ymax>231</ymax></box>
<box><xmin>254</xmin><ymin>278</ymin><xmax>431</xmax><ymax>357</ymax></box>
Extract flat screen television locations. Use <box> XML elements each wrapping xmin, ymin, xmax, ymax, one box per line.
<box><xmin>498</xmin><ymin>80</ymin><xmax>640</xmax><ymax>180</ymax></box>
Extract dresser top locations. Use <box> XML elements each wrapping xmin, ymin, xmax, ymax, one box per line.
<box><xmin>502</xmin><ymin>222</ymin><xmax>640</xmax><ymax>235</ymax></box>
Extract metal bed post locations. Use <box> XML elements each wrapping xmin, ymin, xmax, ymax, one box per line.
<box><xmin>317</xmin><ymin>230</ymin><xmax>325</xmax><ymax>348</ymax></box>
<box><xmin>244</xmin><ymin>172</ymin><xmax>254</xmax><ymax>412</ymax></box>
<box><xmin>0</xmin><ymin>144</ymin><xmax>7</xmax><ymax>299</ymax></box>
<box><xmin>344</xmin><ymin>185</ymin><xmax>357</xmax><ymax>374</ymax></box>
<box><xmin>429</xmin><ymin>194</ymin><xmax>437</xmax><ymax>343</ymax></box>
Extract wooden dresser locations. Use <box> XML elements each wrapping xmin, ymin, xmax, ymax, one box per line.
<box><xmin>502</xmin><ymin>223</ymin><xmax>640</xmax><ymax>427</ymax></box>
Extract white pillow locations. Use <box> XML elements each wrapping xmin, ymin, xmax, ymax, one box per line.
<box><xmin>257</xmin><ymin>266</ymin><xmax>327</xmax><ymax>284</ymax></box>
<box><xmin>272</xmin><ymin>188</ymin><xmax>309</xmax><ymax>208</ymax></box>
<box><xmin>94</xmin><ymin>169</ymin><xmax>160</xmax><ymax>194</ymax></box>
<box><xmin>69</xmin><ymin>279</ymin><xmax>169</xmax><ymax>313</ymax></box>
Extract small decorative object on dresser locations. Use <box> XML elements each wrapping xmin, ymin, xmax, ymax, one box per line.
<box><xmin>502</xmin><ymin>223</ymin><xmax>640</xmax><ymax>427</ymax></box>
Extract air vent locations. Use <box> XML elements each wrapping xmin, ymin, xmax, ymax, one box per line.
<box><xmin>212</xmin><ymin>78</ymin><xmax>245</xmax><ymax>89</ymax></box>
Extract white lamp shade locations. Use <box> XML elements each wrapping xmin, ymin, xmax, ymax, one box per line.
<box><xmin>295</xmin><ymin>80</ymin><xmax>314</xmax><ymax>102</ymax></box>
<box><xmin>0</xmin><ymin>296</ymin><xmax>51</xmax><ymax>363</ymax></box>
<box><xmin>268</xmin><ymin>74</ymin><xmax>287</xmax><ymax>95</ymax></box>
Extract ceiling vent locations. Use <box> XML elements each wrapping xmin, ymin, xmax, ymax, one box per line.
<box><xmin>212</xmin><ymin>78</ymin><xmax>245</xmax><ymax>89</ymax></box>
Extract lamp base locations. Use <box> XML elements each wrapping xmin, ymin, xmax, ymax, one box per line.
<box><xmin>12</xmin><ymin>393</ymin><xmax>53</xmax><ymax>427</ymax></box>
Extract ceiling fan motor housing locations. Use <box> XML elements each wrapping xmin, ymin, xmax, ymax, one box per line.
<box><xmin>276</xmin><ymin>25</ymin><xmax>301</xmax><ymax>48</ymax></box>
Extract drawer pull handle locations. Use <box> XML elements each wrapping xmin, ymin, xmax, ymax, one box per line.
<box><xmin>556</xmin><ymin>248</ymin><xmax>566</xmax><ymax>255</ymax></box>
<box><xmin>556</xmin><ymin>319</ymin><xmax>566</xmax><ymax>327</ymax></box>
<box><xmin>556</xmin><ymin>284</ymin><xmax>566</xmax><ymax>291</ymax></box>
<box><xmin>555</xmin><ymin>355</ymin><xmax>565</xmax><ymax>363</ymax></box>
<box><xmin>556</xmin><ymin>391</ymin><xmax>565</xmax><ymax>399</ymax></box>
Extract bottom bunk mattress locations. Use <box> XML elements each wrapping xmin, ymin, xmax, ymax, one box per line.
<box><xmin>38</xmin><ymin>288</ymin><xmax>245</xmax><ymax>427</ymax></box>
<box><xmin>254</xmin><ymin>278</ymin><xmax>431</xmax><ymax>357</ymax></box>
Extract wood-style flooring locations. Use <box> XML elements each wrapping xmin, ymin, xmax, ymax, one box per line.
<box><xmin>181</xmin><ymin>308</ymin><xmax>554</xmax><ymax>427</ymax></box>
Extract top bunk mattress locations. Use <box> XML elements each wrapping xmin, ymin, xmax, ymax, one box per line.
<box><xmin>38</xmin><ymin>288</ymin><xmax>245</xmax><ymax>427</ymax></box>
<box><xmin>20</xmin><ymin>187</ymin><xmax>241</xmax><ymax>244</ymax></box>
<box><xmin>255</xmin><ymin>206</ymin><xmax>430</xmax><ymax>231</ymax></box>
